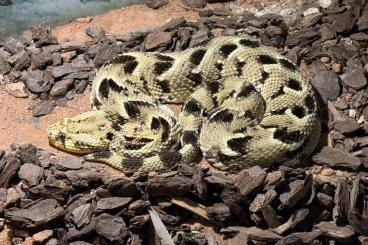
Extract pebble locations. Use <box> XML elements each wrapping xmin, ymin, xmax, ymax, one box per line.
<box><xmin>303</xmin><ymin>7</ymin><xmax>320</xmax><ymax>16</ymax></box>
<box><xmin>18</xmin><ymin>163</ymin><xmax>43</xmax><ymax>186</ymax></box>
<box><xmin>32</xmin><ymin>230</ymin><xmax>53</xmax><ymax>243</ymax></box>
<box><xmin>49</xmin><ymin>79</ymin><xmax>74</xmax><ymax>97</ymax></box>
<box><xmin>32</xmin><ymin>100</ymin><xmax>56</xmax><ymax>117</ymax></box>
<box><xmin>341</xmin><ymin>70</ymin><xmax>367</xmax><ymax>89</ymax></box>
<box><xmin>311</xmin><ymin>71</ymin><xmax>340</xmax><ymax>103</ymax></box>
<box><xmin>4</xmin><ymin>82</ymin><xmax>28</xmax><ymax>98</ymax></box>
<box><xmin>85</xmin><ymin>26</ymin><xmax>106</xmax><ymax>39</ymax></box>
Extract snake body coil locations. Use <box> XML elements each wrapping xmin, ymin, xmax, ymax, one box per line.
<box><xmin>48</xmin><ymin>36</ymin><xmax>321</xmax><ymax>172</ymax></box>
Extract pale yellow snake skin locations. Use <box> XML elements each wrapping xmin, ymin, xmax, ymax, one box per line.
<box><xmin>48</xmin><ymin>36</ymin><xmax>321</xmax><ymax>172</ymax></box>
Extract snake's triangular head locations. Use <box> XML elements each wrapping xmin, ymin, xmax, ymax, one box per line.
<box><xmin>48</xmin><ymin>110</ymin><xmax>111</xmax><ymax>154</ymax></box>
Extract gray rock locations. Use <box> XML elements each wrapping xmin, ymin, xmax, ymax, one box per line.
<box><xmin>31</xmin><ymin>52</ymin><xmax>53</xmax><ymax>69</ymax></box>
<box><xmin>42</xmin><ymin>45</ymin><xmax>61</xmax><ymax>53</ymax></box>
<box><xmin>56</xmin><ymin>156</ymin><xmax>82</xmax><ymax>170</ymax></box>
<box><xmin>74</xmin><ymin>79</ymin><xmax>89</xmax><ymax>94</ymax></box>
<box><xmin>144</xmin><ymin>31</ymin><xmax>172</xmax><ymax>51</ymax></box>
<box><xmin>334</xmin><ymin>119</ymin><xmax>361</xmax><ymax>134</ymax></box>
<box><xmin>3</xmin><ymin>37</ymin><xmax>25</xmax><ymax>55</ymax></box>
<box><xmin>31</xmin><ymin>25</ymin><xmax>59</xmax><ymax>47</ymax></box>
<box><xmin>13</xmin><ymin>50</ymin><xmax>31</xmax><ymax>70</ymax></box>
<box><xmin>234</xmin><ymin>166</ymin><xmax>266</xmax><ymax>197</ymax></box>
<box><xmin>313</xmin><ymin>146</ymin><xmax>361</xmax><ymax>170</ymax></box>
<box><xmin>319</xmin><ymin>24</ymin><xmax>335</xmax><ymax>41</ymax></box>
<box><xmin>71</xmin><ymin>54</ymin><xmax>90</xmax><ymax>70</ymax></box>
<box><xmin>314</xmin><ymin>222</ymin><xmax>355</xmax><ymax>243</ymax></box>
<box><xmin>145</xmin><ymin>0</ymin><xmax>168</xmax><ymax>9</ymax></box>
<box><xmin>96</xmin><ymin>197</ymin><xmax>132</xmax><ymax>212</ymax></box>
<box><xmin>5</xmin><ymin>199</ymin><xmax>65</xmax><ymax>229</ymax></box>
<box><xmin>52</xmin><ymin>52</ymin><xmax>62</xmax><ymax>66</ymax></box>
<box><xmin>189</xmin><ymin>29</ymin><xmax>210</xmax><ymax>47</ymax></box>
<box><xmin>26</xmin><ymin>70</ymin><xmax>52</xmax><ymax>93</ymax></box>
<box><xmin>50</xmin><ymin>79</ymin><xmax>74</xmax><ymax>97</ymax></box>
<box><xmin>95</xmin><ymin>213</ymin><xmax>128</xmax><ymax>242</ymax></box>
<box><xmin>32</xmin><ymin>100</ymin><xmax>56</xmax><ymax>117</ymax></box>
<box><xmin>70</xmin><ymin>203</ymin><xmax>93</xmax><ymax>228</ymax></box>
<box><xmin>92</xmin><ymin>40</ymin><xmax>120</xmax><ymax>68</ymax></box>
<box><xmin>85</xmin><ymin>26</ymin><xmax>105</xmax><ymax>39</ymax></box>
<box><xmin>0</xmin><ymin>56</ymin><xmax>11</xmax><ymax>75</ymax></box>
<box><xmin>18</xmin><ymin>163</ymin><xmax>43</xmax><ymax>186</ymax></box>
<box><xmin>341</xmin><ymin>70</ymin><xmax>367</xmax><ymax>89</ymax></box>
<box><xmin>285</xmin><ymin>29</ymin><xmax>319</xmax><ymax>47</ymax></box>
<box><xmin>106</xmin><ymin>177</ymin><xmax>139</xmax><ymax>197</ymax></box>
<box><xmin>357</xmin><ymin>8</ymin><xmax>368</xmax><ymax>31</ymax></box>
<box><xmin>52</xmin><ymin>63</ymin><xmax>75</xmax><ymax>78</ymax></box>
<box><xmin>311</xmin><ymin>71</ymin><xmax>340</xmax><ymax>103</ymax></box>
<box><xmin>182</xmin><ymin>0</ymin><xmax>206</xmax><ymax>8</ymax></box>
<box><xmin>61</xmin><ymin>41</ymin><xmax>85</xmax><ymax>52</ymax></box>
<box><xmin>213</xmin><ymin>7</ymin><xmax>231</xmax><ymax>16</ymax></box>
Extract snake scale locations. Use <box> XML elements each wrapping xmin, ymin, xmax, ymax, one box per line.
<box><xmin>48</xmin><ymin>36</ymin><xmax>321</xmax><ymax>172</ymax></box>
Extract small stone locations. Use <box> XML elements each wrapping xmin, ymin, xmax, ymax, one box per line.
<box><xmin>61</xmin><ymin>41</ymin><xmax>84</xmax><ymax>52</ymax></box>
<box><xmin>320</xmin><ymin>56</ymin><xmax>330</xmax><ymax>63</ymax></box>
<box><xmin>341</xmin><ymin>70</ymin><xmax>367</xmax><ymax>89</ymax></box>
<box><xmin>207</xmin><ymin>203</ymin><xmax>231</xmax><ymax>224</ymax></box>
<box><xmin>56</xmin><ymin>156</ymin><xmax>82</xmax><ymax>170</ymax></box>
<box><xmin>76</xmin><ymin>16</ymin><xmax>92</xmax><ymax>23</ymax></box>
<box><xmin>10</xmin><ymin>50</ymin><xmax>31</xmax><ymax>70</ymax></box>
<box><xmin>334</xmin><ymin>119</ymin><xmax>361</xmax><ymax>134</ymax></box>
<box><xmin>145</xmin><ymin>0</ymin><xmax>168</xmax><ymax>9</ymax></box>
<box><xmin>85</xmin><ymin>26</ymin><xmax>105</xmax><ymax>39</ymax></box>
<box><xmin>313</xmin><ymin>146</ymin><xmax>361</xmax><ymax>170</ymax></box>
<box><xmin>70</xmin><ymin>203</ymin><xmax>93</xmax><ymax>228</ymax></box>
<box><xmin>0</xmin><ymin>56</ymin><xmax>11</xmax><ymax>75</ymax></box>
<box><xmin>318</xmin><ymin>0</ymin><xmax>332</xmax><ymax>8</ymax></box>
<box><xmin>205</xmin><ymin>171</ymin><xmax>233</xmax><ymax>188</ymax></box>
<box><xmin>311</xmin><ymin>71</ymin><xmax>340</xmax><ymax>103</ymax></box>
<box><xmin>32</xmin><ymin>230</ymin><xmax>53</xmax><ymax>243</ymax></box>
<box><xmin>213</xmin><ymin>7</ymin><xmax>231</xmax><ymax>16</ymax></box>
<box><xmin>331</xmin><ymin>63</ymin><xmax>342</xmax><ymax>73</ymax></box>
<box><xmin>49</xmin><ymin>79</ymin><xmax>74</xmax><ymax>97</ymax></box>
<box><xmin>106</xmin><ymin>177</ymin><xmax>139</xmax><ymax>197</ymax></box>
<box><xmin>52</xmin><ymin>63</ymin><xmax>75</xmax><ymax>78</ymax></box>
<box><xmin>303</xmin><ymin>7</ymin><xmax>319</xmax><ymax>16</ymax></box>
<box><xmin>74</xmin><ymin>80</ymin><xmax>89</xmax><ymax>94</ymax></box>
<box><xmin>4</xmin><ymin>82</ymin><xmax>28</xmax><ymax>98</ymax></box>
<box><xmin>357</xmin><ymin>8</ymin><xmax>368</xmax><ymax>31</ymax></box>
<box><xmin>71</xmin><ymin>55</ymin><xmax>90</xmax><ymax>70</ymax></box>
<box><xmin>314</xmin><ymin>222</ymin><xmax>355</xmax><ymax>243</ymax></box>
<box><xmin>95</xmin><ymin>213</ymin><xmax>128</xmax><ymax>242</ymax></box>
<box><xmin>144</xmin><ymin>31</ymin><xmax>171</xmax><ymax>51</ymax></box>
<box><xmin>96</xmin><ymin>197</ymin><xmax>132</xmax><ymax>212</ymax></box>
<box><xmin>5</xmin><ymin>199</ymin><xmax>65</xmax><ymax>229</ymax></box>
<box><xmin>316</xmin><ymin>192</ymin><xmax>334</xmax><ymax>208</ymax></box>
<box><xmin>234</xmin><ymin>166</ymin><xmax>266</xmax><ymax>197</ymax></box>
<box><xmin>52</xmin><ymin>53</ymin><xmax>62</xmax><ymax>66</ymax></box>
<box><xmin>189</xmin><ymin>29</ymin><xmax>210</xmax><ymax>47</ymax></box>
<box><xmin>42</xmin><ymin>45</ymin><xmax>61</xmax><ymax>53</ymax></box>
<box><xmin>18</xmin><ymin>163</ymin><xmax>43</xmax><ymax>186</ymax></box>
<box><xmin>61</xmin><ymin>51</ymin><xmax>77</xmax><ymax>63</ymax></box>
<box><xmin>183</xmin><ymin>0</ymin><xmax>207</xmax><ymax>8</ymax></box>
<box><xmin>31</xmin><ymin>52</ymin><xmax>52</xmax><ymax>69</ymax></box>
<box><xmin>26</xmin><ymin>70</ymin><xmax>51</xmax><ymax>93</ymax></box>
<box><xmin>32</xmin><ymin>100</ymin><xmax>56</xmax><ymax>117</ymax></box>
<box><xmin>3</xmin><ymin>37</ymin><xmax>25</xmax><ymax>55</ymax></box>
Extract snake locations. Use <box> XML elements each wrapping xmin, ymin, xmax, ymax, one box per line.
<box><xmin>47</xmin><ymin>36</ymin><xmax>321</xmax><ymax>172</ymax></box>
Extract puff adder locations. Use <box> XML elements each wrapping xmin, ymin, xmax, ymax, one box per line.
<box><xmin>48</xmin><ymin>36</ymin><xmax>321</xmax><ymax>172</ymax></box>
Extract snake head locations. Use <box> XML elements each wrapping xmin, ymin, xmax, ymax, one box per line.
<box><xmin>48</xmin><ymin>110</ymin><xmax>110</xmax><ymax>154</ymax></box>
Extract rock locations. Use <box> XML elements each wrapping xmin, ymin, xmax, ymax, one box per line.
<box><xmin>324</xmin><ymin>9</ymin><xmax>356</xmax><ymax>34</ymax></box>
<box><xmin>96</xmin><ymin>197</ymin><xmax>132</xmax><ymax>212</ymax></box>
<box><xmin>32</xmin><ymin>100</ymin><xmax>56</xmax><ymax>117</ymax></box>
<box><xmin>55</xmin><ymin>156</ymin><xmax>82</xmax><ymax>170</ymax></box>
<box><xmin>348</xmin><ymin>177</ymin><xmax>368</xmax><ymax>235</ymax></box>
<box><xmin>319</xmin><ymin>24</ymin><xmax>335</xmax><ymax>41</ymax></box>
<box><xmin>95</xmin><ymin>213</ymin><xmax>128</xmax><ymax>242</ymax></box>
<box><xmin>145</xmin><ymin>0</ymin><xmax>168</xmax><ymax>9</ymax></box>
<box><xmin>276</xmin><ymin>230</ymin><xmax>323</xmax><ymax>245</ymax></box>
<box><xmin>314</xmin><ymin>221</ymin><xmax>355</xmax><ymax>243</ymax></box>
<box><xmin>31</xmin><ymin>25</ymin><xmax>59</xmax><ymax>47</ymax></box>
<box><xmin>189</xmin><ymin>29</ymin><xmax>210</xmax><ymax>47</ymax></box>
<box><xmin>52</xmin><ymin>53</ymin><xmax>62</xmax><ymax>66</ymax></box>
<box><xmin>146</xmin><ymin>175</ymin><xmax>193</xmax><ymax>196</ymax></box>
<box><xmin>71</xmin><ymin>54</ymin><xmax>90</xmax><ymax>70</ymax></box>
<box><xmin>74</xmin><ymin>80</ymin><xmax>89</xmax><ymax>94</ymax></box>
<box><xmin>26</xmin><ymin>70</ymin><xmax>52</xmax><ymax>93</ymax></box>
<box><xmin>334</xmin><ymin>119</ymin><xmax>361</xmax><ymax>134</ymax></box>
<box><xmin>341</xmin><ymin>70</ymin><xmax>367</xmax><ymax>89</ymax></box>
<box><xmin>4</xmin><ymin>82</ymin><xmax>28</xmax><ymax>98</ymax></box>
<box><xmin>0</xmin><ymin>156</ymin><xmax>21</xmax><ymax>188</ymax></box>
<box><xmin>52</xmin><ymin>63</ymin><xmax>75</xmax><ymax>79</ymax></box>
<box><xmin>234</xmin><ymin>166</ymin><xmax>266</xmax><ymax>197</ymax></box>
<box><xmin>272</xmin><ymin>208</ymin><xmax>309</xmax><ymax>235</ymax></box>
<box><xmin>207</xmin><ymin>203</ymin><xmax>231</xmax><ymax>225</ymax></box>
<box><xmin>92</xmin><ymin>40</ymin><xmax>120</xmax><ymax>68</ymax></box>
<box><xmin>61</xmin><ymin>41</ymin><xmax>85</xmax><ymax>52</ymax></box>
<box><xmin>18</xmin><ymin>163</ymin><xmax>43</xmax><ymax>186</ymax></box>
<box><xmin>222</xmin><ymin>227</ymin><xmax>282</xmax><ymax>244</ymax></box>
<box><xmin>3</xmin><ymin>37</ymin><xmax>25</xmax><ymax>55</ymax></box>
<box><xmin>316</xmin><ymin>192</ymin><xmax>334</xmax><ymax>208</ymax></box>
<box><xmin>5</xmin><ymin>199</ymin><xmax>65</xmax><ymax>229</ymax></box>
<box><xmin>42</xmin><ymin>45</ymin><xmax>61</xmax><ymax>53</ymax></box>
<box><xmin>70</xmin><ymin>203</ymin><xmax>93</xmax><ymax>228</ymax></box>
<box><xmin>32</xmin><ymin>230</ymin><xmax>53</xmax><ymax>243</ymax></box>
<box><xmin>31</xmin><ymin>52</ymin><xmax>53</xmax><ymax>69</ymax></box>
<box><xmin>205</xmin><ymin>171</ymin><xmax>233</xmax><ymax>188</ymax></box>
<box><xmin>285</xmin><ymin>29</ymin><xmax>319</xmax><ymax>47</ymax></box>
<box><xmin>213</xmin><ymin>7</ymin><xmax>231</xmax><ymax>16</ymax></box>
<box><xmin>311</xmin><ymin>71</ymin><xmax>340</xmax><ymax>103</ymax></box>
<box><xmin>279</xmin><ymin>175</ymin><xmax>313</xmax><ymax>210</ymax></box>
<box><xmin>14</xmin><ymin>51</ymin><xmax>31</xmax><ymax>70</ymax></box>
<box><xmin>106</xmin><ymin>177</ymin><xmax>138</xmax><ymax>197</ymax></box>
<box><xmin>144</xmin><ymin>31</ymin><xmax>171</xmax><ymax>51</ymax></box>
<box><xmin>266</xmin><ymin>25</ymin><xmax>284</xmax><ymax>37</ymax></box>
<box><xmin>49</xmin><ymin>79</ymin><xmax>74</xmax><ymax>97</ymax></box>
<box><xmin>85</xmin><ymin>26</ymin><xmax>105</xmax><ymax>39</ymax></box>
<box><xmin>357</xmin><ymin>8</ymin><xmax>368</xmax><ymax>31</ymax></box>
<box><xmin>318</xmin><ymin>0</ymin><xmax>331</xmax><ymax>8</ymax></box>
<box><xmin>0</xmin><ymin>56</ymin><xmax>11</xmax><ymax>75</ymax></box>
<box><xmin>303</xmin><ymin>7</ymin><xmax>319</xmax><ymax>16</ymax></box>
<box><xmin>182</xmin><ymin>0</ymin><xmax>207</xmax><ymax>8</ymax></box>
<box><xmin>61</xmin><ymin>51</ymin><xmax>77</xmax><ymax>63</ymax></box>
<box><xmin>313</xmin><ymin>146</ymin><xmax>361</xmax><ymax>170</ymax></box>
